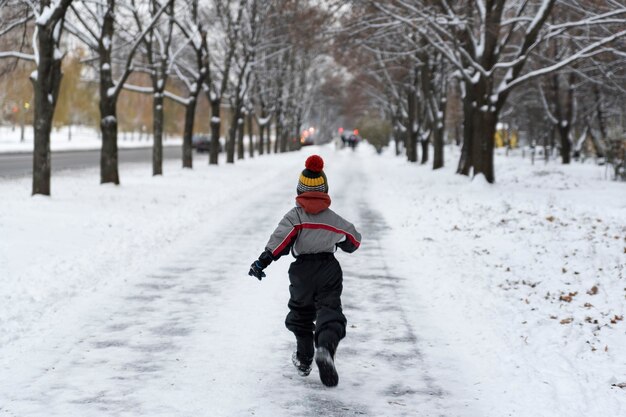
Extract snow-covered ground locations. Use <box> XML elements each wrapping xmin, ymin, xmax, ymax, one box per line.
<box><xmin>0</xmin><ymin>126</ymin><xmax>182</xmax><ymax>153</ymax></box>
<box><xmin>0</xmin><ymin>143</ymin><xmax>624</xmax><ymax>416</ymax></box>
<box><xmin>364</xmin><ymin>146</ymin><xmax>626</xmax><ymax>416</ymax></box>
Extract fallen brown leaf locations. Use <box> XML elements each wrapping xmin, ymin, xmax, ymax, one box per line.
<box><xmin>560</xmin><ymin>318</ymin><xmax>574</xmax><ymax>324</ymax></box>
<box><xmin>559</xmin><ymin>292</ymin><xmax>577</xmax><ymax>302</ymax></box>
<box><xmin>587</xmin><ymin>286</ymin><xmax>598</xmax><ymax>295</ymax></box>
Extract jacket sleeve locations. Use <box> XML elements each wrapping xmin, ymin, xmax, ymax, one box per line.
<box><xmin>334</xmin><ymin>215</ymin><xmax>362</xmax><ymax>253</ymax></box>
<box><xmin>264</xmin><ymin>208</ymin><xmax>301</xmax><ymax>260</ymax></box>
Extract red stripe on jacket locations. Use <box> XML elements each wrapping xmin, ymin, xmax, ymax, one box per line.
<box><xmin>271</xmin><ymin>223</ymin><xmax>361</xmax><ymax>257</ymax></box>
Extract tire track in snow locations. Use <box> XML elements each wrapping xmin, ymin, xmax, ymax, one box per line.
<box><xmin>268</xmin><ymin>150</ymin><xmax>446</xmax><ymax>417</ymax></box>
<box><xmin>318</xmin><ymin>154</ymin><xmax>445</xmax><ymax>416</ymax></box>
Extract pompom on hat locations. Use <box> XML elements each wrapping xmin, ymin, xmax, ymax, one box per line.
<box><xmin>297</xmin><ymin>155</ymin><xmax>328</xmax><ymax>194</ymax></box>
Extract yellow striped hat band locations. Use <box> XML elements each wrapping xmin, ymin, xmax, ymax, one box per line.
<box><xmin>299</xmin><ymin>174</ymin><xmax>325</xmax><ymax>187</ymax></box>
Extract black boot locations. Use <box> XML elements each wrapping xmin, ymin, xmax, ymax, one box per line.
<box><xmin>296</xmin><ymin>334</ymin><xmax>315</xmax><ymax>360</ymax></box>
<box><xmin>315</xmin><ymin>346</ymin><xmax>338</xmax><ymax>387</ymax></box>
<box><xmin>292</xmin><ymin>351</ymin><xmax>312</xmax><ymax>376</ymax></box>
<box><xmin>292</xmin><ymin>334</ymin><xmax>314</xmax><ymax>376</ymax></box>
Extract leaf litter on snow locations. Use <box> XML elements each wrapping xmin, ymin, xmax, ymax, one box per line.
<box><xmin>365</xmin><ymin>147</ymin><xmax>626</xmax><ymax>416</ymax></box>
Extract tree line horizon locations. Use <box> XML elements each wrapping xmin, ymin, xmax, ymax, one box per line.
<box><xmin>0</xmin><ymin>0</ymin><xmax>625</xmax><ymax>196</ymax></box>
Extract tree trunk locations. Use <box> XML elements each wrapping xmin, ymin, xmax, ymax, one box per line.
<box><xmin>182</xmin><ymin>98</ymin><xmax>197</xmax><ymax>168</ymax></box>
<box><xmin>99</xmin><ymin>6</ymin><xmax>119</xmax><ymax>185</ymax></box>
<box><xmin>420</xmin><ymin>134</ymin><xmax>429</xmax><ymax>164</ymax></box>
<box><xmin>247</xmin><ymin>111</ymin><xmax>254</xmax><ymax>158</ymax></box>
<box><xmin>267</xmin><ymin>118</ymin><xmax>272</xmax><ymax>154</ymax></box>
<box><xmin>470</xmin><ymin>109</ymin><xmax>497</xmax><ymax>183</ymax></box>
<box><xmin>227</xmin><ymin>124</ymin><xmax>236</xmax><ymax>163</ymax></box>
<box><xmin>275</xmin><ymin>116</ymin><xmax>281</xmax><ymax>154</ymax></box>
<box><xmin>279</xmin><ymin>124</ymin><xmax>287</xmax><ymax>153</ymax></box>
<box><xmin>258</xmin><ymin>123</ymin><xmax>265</xmax><ymax>155</ymax></box>
<box><xmin>457</xmin><ymin>89</ymin><xmax>474</xmax><ymax>176</ymax></box>
<box><xmin>594</xmin><ymin>86</ymin><xmax>607</xmax><ymax>148</ymax></box>
<box><xmin>406</xmin><ymin>88</ymin><xmax>417</xmax><ymax>162</ymax></box>
<box><xmin>237</xmin><ymin>117</ymin><xmax>245</xmax><ymax>160</ymax></box>
<box><xmin>433</xmin><ymin>125</ymin><xmax>444</xmax><ymax>169</ymax></box>
<box><xmin>209</xmin><ymin>98</ymin><xmax>220</xmax><ymax>165</ymax></box>
<box><xmin>99</xmin><ymin>87</ymin><xmax>119</xmax><ymax>183</ymax></box>
<box><xmin>558</xmin><ymin>124</ymin><xmax>572</xmax><ymax>164</ymax></box>
<box><xmin>152</xmin><ymin>93</ymin><xmax>164</xmax><ymax>175</ymax></box>
<box><xmin>100</xmin><ymin>95</ymin><xmax>119</xmax><ymax>184</ymax></box>
<box><xmin>31</xmin><ymin>20</ymin><xmax>64</xmax><ymax>196</ymax></box>
<box><xmin>227</xmin><ymin>108</ymin><xmax>239</xmax><ymax>163</ymax></box>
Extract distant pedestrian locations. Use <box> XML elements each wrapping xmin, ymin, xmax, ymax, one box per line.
<box><xmin>248</xmin><ymin>155</ymin><xmax>361</xmax><ymax>387</ymax></box>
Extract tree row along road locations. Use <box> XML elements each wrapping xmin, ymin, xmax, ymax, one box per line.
<box><xmin>0</xmin><ymin>147</ymin><xmax>182</xmax><ymax>178</ymax></box>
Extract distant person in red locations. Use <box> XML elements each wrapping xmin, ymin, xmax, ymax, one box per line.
<box><xmin>248</xmin><ymin>155</ymin><xmax>361</xmax><ymax>387</ymax></box>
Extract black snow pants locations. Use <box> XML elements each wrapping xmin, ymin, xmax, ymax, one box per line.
<box><xmin>285</xmin><ymin>253</ymin><xmax>347</xmax><ymax>363</ymax></box>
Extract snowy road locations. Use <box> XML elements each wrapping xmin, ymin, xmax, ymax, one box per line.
<box><xmin>0</xmin><ymin>150</ymin><xmax>449</xmax><ymax>416</ymax></box>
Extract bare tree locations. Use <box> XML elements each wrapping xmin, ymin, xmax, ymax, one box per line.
<box><xmin>130</xmin><ymin>0</ymin><xmax>176</xmax><ymax>175</ymax></box>
<box><xmin>226</xmin><ymin>0</ymin><xmax>259</xmax><ymax>162</ymax></box>
<box><xmin>205</xmin><ymin>0</ymin><xmax>244</xmax><ymax>165</ymax></box>
<box><xmin>170</xmin><ymin>0</ymin><xmax>209</xmax><ymax>168</ymax></box>
<box><xmin>0</xmin><ymin>0</ymin><xmax>73</xmax><ymax>195</ymax></box>
<box><xmin>67</xmin><ymin>0</ymin><xmax>171</xmax><ymax>184</ymax></box>
<box><xmin>363</xmin><ymin>0</ymin><xmax>626</xmax><ymax>182</ymax></box>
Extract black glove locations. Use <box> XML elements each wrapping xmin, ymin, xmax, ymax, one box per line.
<box><xmin>248</xmin><ymin>260</ymin><xmax>266</xmax><ymax>281</ymax></box>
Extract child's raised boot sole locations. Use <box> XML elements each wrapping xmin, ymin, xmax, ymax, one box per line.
<box><xmin>315</xmin><ymin>347</ymin><xmax>338</xmax><ymax>387</ymax></box>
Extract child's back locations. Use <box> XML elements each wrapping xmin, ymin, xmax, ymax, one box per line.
<box><xmin>266</xmin><ymin>191</ymin><xmax>360</xmax><ymax>258</ymax></box>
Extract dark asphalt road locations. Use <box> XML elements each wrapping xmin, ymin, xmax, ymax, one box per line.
<box><xmin>0</xmin><ymin>146</ymin><xmax>182</xmax><ymax>178</ymax></box>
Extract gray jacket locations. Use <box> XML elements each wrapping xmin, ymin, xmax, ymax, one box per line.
<box><xmin>265</xmin><ymin>204</ymin><xmax>361</xmax><ymax>259</ymax></box>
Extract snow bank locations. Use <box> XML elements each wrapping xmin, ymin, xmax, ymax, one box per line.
<box><xmin>0</xmin><ymin>126</ymin><xmax>183</xmax><ymax>153</ymax></box>
<box><xmin>361</xmin><ymin>145</ymin><xmax>626</xmax><ymax>416</ymax></box>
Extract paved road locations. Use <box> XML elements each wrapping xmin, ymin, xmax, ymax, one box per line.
<box><xmin>0</xmin><ymin>147</ymin><xmax>183</xmax><ymax>178</ymax></box>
